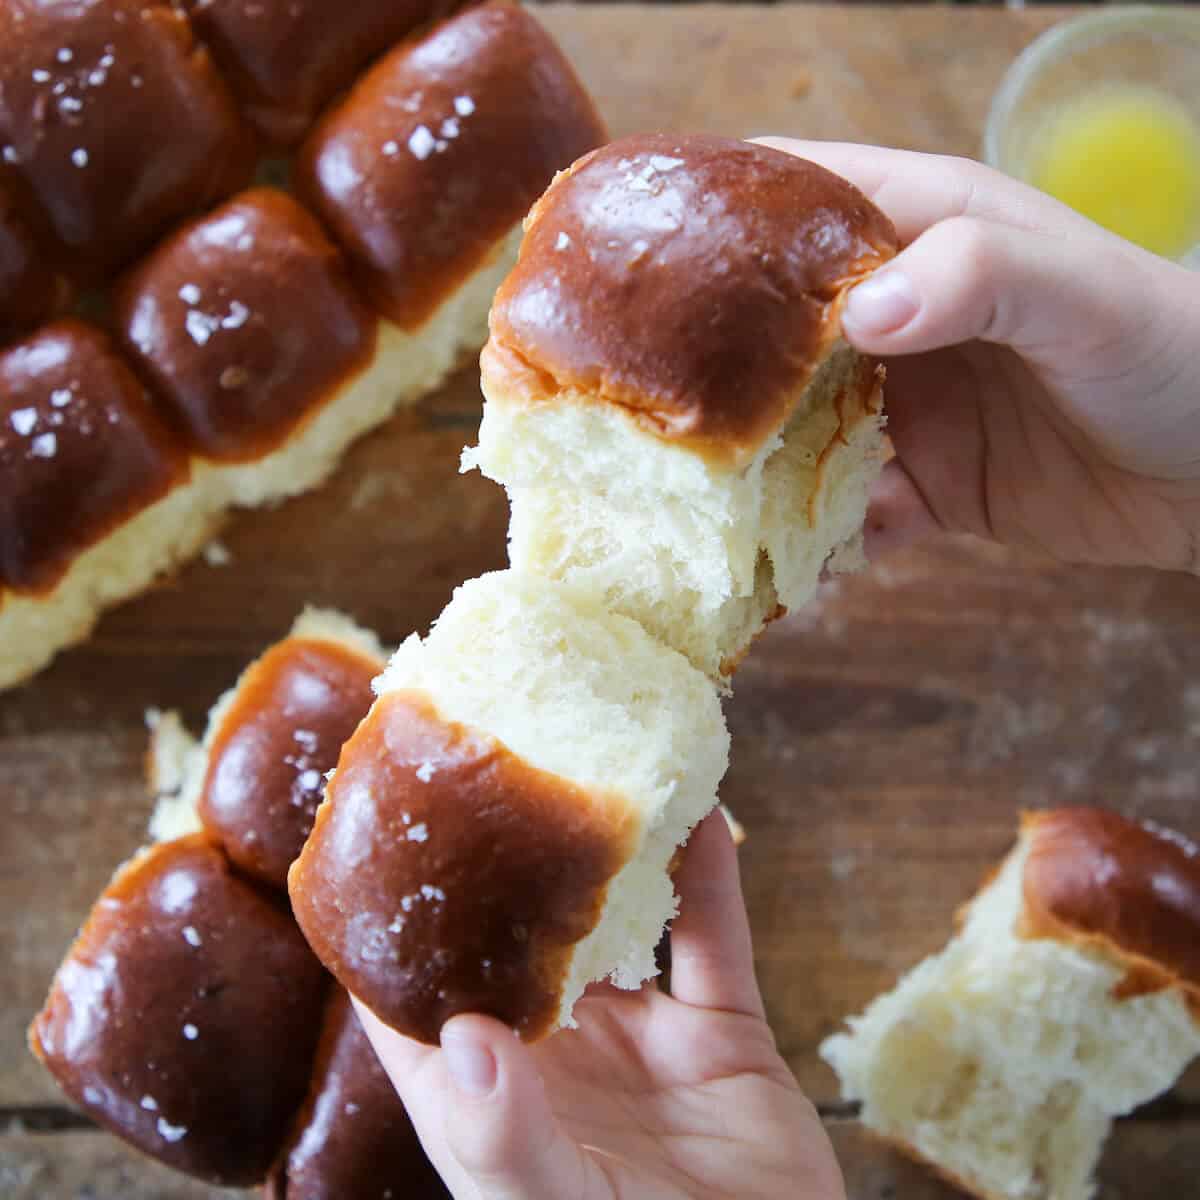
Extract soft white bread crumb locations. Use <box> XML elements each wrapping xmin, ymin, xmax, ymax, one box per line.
<box><xmin>464</xmin><ymin>342</ymin><xmax>884</xmax><ymax>683</ymax></box>
<box><xmin>146</xmin><ymin>607</ymin><xmax>386</xmax><ymax>842</ymax></box>
<box><xmin>0</xmin><ymin>224</ymin><xmax>519</xmax><ymax>693</ymax></box>
<box><xmin>375</xmin><ymin>569</ymin><xmax>730</xmax><ymax>1026</ymax></box>
<box><xmin>0</xmin><ymin>480</ymin><xmax>227</xmax><ymax>691</ymax></box>
<box><xmin>146</xmin><ymin>709</ymin><xmax>203</xmax><ymax>843</ymax></box>
<box><xmin>821</xmin><ymin>837</ymin><xmax>1200</xmax><ymax>1200</ymax></box>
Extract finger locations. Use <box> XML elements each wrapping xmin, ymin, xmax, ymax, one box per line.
<box><xmin>363</xmin><ymin>1005</ymin><xmax>594</xmax><ymax>1200</ymax></box>
<box><xmin>436</xmin><ymin>1016</ymin><xmax>593</xmax><ymax>1200</ymax></box>
<box><xmin>668</xmin><ymin>810</ymin><xmax>765</xmax><ymax>1019</ymax></box>
<box><xmin>836</xmin><ymin>214</ymin><xmax>1169</xmax><ymax>380</ymax></box>
<box><xmin>750</xmin><ymin>138</ymin><xmax>1065</xmax><ymax>243</ymax></box>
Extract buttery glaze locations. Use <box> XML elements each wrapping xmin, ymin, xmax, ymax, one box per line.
<box><xmin>0</xmin><ymin>320</ymin><xmax>185</xmax><ymax>593</ymax></box>
<box><xmin>1019</xmin><ymin>808</ymin><xmax>1200</xmax><ymax>1007</ymax></box>
<box><xmin>268</xmin><ymin>988</ymin><xmax>450</xmax><ymax>1199</ymax></box>
<box><xmin>199</xmin><ymin>635</ymin><xmax>382</xmax><ymax>889</ymax></box>
<box><xmin>289</xmin><ymin>689</ymin><xmax>635</xmax><ymax>1044</ymax></box>
<box><xmin>115</xmin><ymin>188</ymin><xmax>376</xmax><ymax>461</ymax></box>
<box><xmin>296</xmin><ymin>2</ymin><xmax>605</xmax><ymax>328</ymax></box>
<box><xmin>29</xmin><ymin>836</ymin><xmax>328</xmax><ymax>1185</ymax></box>
<box><xmin>0</xmin><ymin>0</ymin><xmax>252</xmax><ymax>279</ymax></box>
<box><xmin>487</xmin><ymin>133</ymin><xmax>899</xmax><ymax>468</ymax></box>
<box><xmin>181</xmin><ymin>0</ymin><xmax>463</xmax><ymax>144</ymax></box>
<box><xmin>0</xmin><ymin>173</ymin><xmax>64</xmax><ymax>342</ymax></box>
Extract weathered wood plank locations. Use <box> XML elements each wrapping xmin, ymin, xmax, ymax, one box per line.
<box><xmin>6</xmin><ymin>6</ymin><xmax>1199</xmax><ymax>1196</ymax></box>
<box><xmin>4</xmin><ymin>1117</ymin><xmax>1198</xmax><ymax>1199</ymax></box>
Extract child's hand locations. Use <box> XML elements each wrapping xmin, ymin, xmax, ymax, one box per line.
<box><xmin>760</xmin><ymin>139</ymin><xmax>1200</xmax><ymax>572</ymax></box>
<box><xmin>356</xmin><ymin>812</ymin><xmax>844</xmax><ymax>1200</ymax></box>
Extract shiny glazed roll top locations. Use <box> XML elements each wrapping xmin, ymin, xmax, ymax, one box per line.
<box><xmin>487</xmin><ymin>132</ymin><xmax>898</xmax><ymax>464</ymax></box>
<box><xmin>296</xmin><ymin>1</ymin><xmax>606</xmax><ymax>327</ymax></box>
<box><xmin>0</xmin><ymin>0</ymin><xmax>253</xmax><ymax>279</ymax></box>
<box><xmin>268</xmin><ymin>988</ymin><xmax>450</xmax><ymax>1199</ymax></box>
<box><xmin>114</xmin><ymin>188</ymin><xmax>377</xmax><ymax>462</ymax></box>
<box><xmin>29</xmin><ymin>837</ymin><xmax>328</xmax><ymax>1185</ymax></box>
<box><xmin>194</xmin><ymin>621</ymin><xmax>383</xmax><ymax>889</ymax></box>
<box><xmin>467</xmin><ymin>134</ymin><xmax>900</xmax><ymax>681</ymax></box>
<box><xmin>1019</xmin><ymin>807</ymin><xmax>1200</xmax><ymax>1004</ymax></box>
<box><xmin>180</xmin><ymin>0</ymin><xmax>466</xmax><ymax>144</ymax></box>
<box><xmin>0</xmin><ymin>320</ymin><xmax>185</xmax><ymax>594</ymax></box>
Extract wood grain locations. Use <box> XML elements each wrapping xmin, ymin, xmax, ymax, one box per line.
<box><xmin>4</xmin><ymin>1118</ymin><xmax>1198</xmax><ymax>1200</ymax></box>
<box><xmin>5</xmin><ymin>5</ymin><xmax>1200</xmax><ymax>1197</ymax></box>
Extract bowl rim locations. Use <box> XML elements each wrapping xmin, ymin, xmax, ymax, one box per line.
<box><xmin>983</xmin><ymin>7</ymin><xmax>1200</xmax><ymax>170</ymax></box>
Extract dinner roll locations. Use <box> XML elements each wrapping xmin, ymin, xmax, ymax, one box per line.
<box><xmin>37</xmin><ymin>611</ymin><xmax>448</xmax><ymax>1195</ymax></box>
<box><xmin>289</xmin><ymin>570</ymin><xmax>729</xmax><ymax>1043</ymax></box>
<box><xmin>821</xmin><ymin>808</ymin><xmax>1200</xmax><ymax>1200</ymax></box>
<box><xmin>268</xmin><ymin>987</ymin><xmax>450</xmax><ymax>1199</ymax></box>
<box><xmin>0</xmin><ymin>0</ymin><xmax>252</xmax><ymax>279</ymax></box>
<box><xmin>29</xmin><ymin>836</ymin><xmax>328</xmax><ymax>1185</ymax></box>
<box><xmin>466</xmin><ymin>133</ymin><xmax>898</xmax><ymax>681</ymax></box>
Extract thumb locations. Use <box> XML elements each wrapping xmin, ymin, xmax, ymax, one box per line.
<box><xmin>426</xmin><ymin>1015</ymin><xmax>591</xmax><ymax>1200</ymax></box>
<box><xmin>840</xmin><ymin>213</ymin><xmax>1166</xmax><ymax>365</ymax></box>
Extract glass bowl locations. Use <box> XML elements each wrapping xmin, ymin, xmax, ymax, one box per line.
<box><xmin>984</xmin><ymin>8</ymin><xmax>1200</xmax><ymax>267</ymax></box>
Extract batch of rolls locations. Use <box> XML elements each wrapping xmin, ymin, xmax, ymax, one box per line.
<box><xmin>0</xmin><ymin>0</ymin><xmax>603</xmax><ymax>691</ymax></box>
<box><xmin>11</xmin><ymin>4</ymin><xmax>1200</xmax><ymax>1200</ymax></box>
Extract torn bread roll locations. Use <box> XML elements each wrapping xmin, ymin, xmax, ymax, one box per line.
<box><xmin>465</xmin><ymin>133</ymin><xmax>898</xmax><ymax>681</ymax></box>
<box><xmin>289</xmin><ymin>570</ymin><xmax>730</xmax><ymax>1043</ymax></box>
<box><xmin>821</xmin><ymin>808</ymin><xmax>1200</xmax><ymax>1200</ymax></box>
<box><xmin>34</xmin><ymin>610</ymin><xmax>448</xmax><ymax>1194</ymax></box>
<box><xmin>1</xmin><ymin>3</ymin><xmax>602</xmax><ymax>692</ymax></box>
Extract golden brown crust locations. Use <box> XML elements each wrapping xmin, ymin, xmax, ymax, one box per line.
<box><xmin>114</xmin><ymin>188</ymin><xmax>377</xmax><ymax>462</ymax></box>
<box><xmin>180</xmin><ymin>0</ymin><xmax>462</xmax><ymax>145</ymax></box>
<box><xmin>198</xmin><ymin>634</ymin><xmax>382</xmax><ymax>889</ymax></box>
<box><xmin>0</xmin><ymin>320</ymin><xmax>187</xmax><ymax>594</ymax></box>
<box><xmin>485</xmin><ymin>133</ymin><xmax>898</xmax><ymax>468</ymax></box>
<box><xmin>29</xmin><ymin>836</ymin><xmax>328</xmax><ymax>1186</ymax></box>
<box><xmin>0</xmin><ymin>171</ymin><xmax>65</xmax><ymax>342</ymax></box>
<box><xmin>0</xmin><ymin>0</ymin><xmax>253</xmax><ymax>280</ymax></box>
<box><xmin>289</xmin><ymin>689</ymin><xmax>637</xmax><ymax>1044</ymax></box>
<box><xmin>295</xmin><ymin>2</ymin><xmax>606</xmax><ymax>328</ymax></box>
<box><xmin>267</xmin><ymin>988</ymin><xmax>450</xmax><ymax>1199</ymax></box>
<box><xmin>1018</xmin><ymin>808</ymin><xmax>1200</xmax><ymax>1011</ymax></box>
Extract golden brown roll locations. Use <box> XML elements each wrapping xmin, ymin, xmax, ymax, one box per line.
<box><xmin>180</xmin><ymin>0</ymin><xmax>463</xmax><ymax>144</ymax></box>
<box><xmin>29</xmin><ymin>836</ymin><xmax>329</xmax><ymax>1186</ymax></box>
<box><xmin>822</xmin><ymin>808</ymin><xmax>1200</xmax><ymax>1200</ymax></box>
<box><xmin>0</xmin><ymin>321</ymin><xmax>212</xmax><ymax>689</ymax></box>
<box><xmin>465</xmin><ymin>133</ymin><xmax>899</xmax><ymax>680</ymax></box>
<box><xmin>35</xmin><ymin>611</ymin><xmax>453</xmax><ymax>1194</ymax></box>
<box><xmin>289</xmin><ymin>571</ymin><xmax>729</xmax><ymax>1044</ymax></box>
<box><xmin>268</xmin><ymin>988</ymin><xmax>450</xmax><ymax>1199</ymax></box>
<box><xmin>182</xmin><ymin>609</ymin><xmax>384</xmax><ymax>888</ymax></box>
<box><xmin>115</xmin><ymin>188</ymin><xmax>375</xmax><ymax>462</ymax></box>
<box><xmin>0</xmin><ymin>0</ymin><xmax>253</xmax><ymax>279</ymax></box>
<box><xmin>296</xmin><ymin>1</ymin><xmax>606</xmax><ymax>328</ymax></box>
<box><xmin>0</xmin><ymin>4</ymin><xmax>603</xmax><ymax>692</ymax></box>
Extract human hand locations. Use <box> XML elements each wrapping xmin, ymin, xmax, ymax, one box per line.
<box><xmin>759</xmin><ymin>139</ymin><xmax>1200</xmax><ymax>572</ymax></box>
<box><xmin>355</xmin><ymin>811</ymin><xmax>843</xmax><ymax>1200</ymax></box>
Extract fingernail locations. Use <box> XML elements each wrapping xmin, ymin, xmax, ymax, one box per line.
<box><xmin>843</xmin><ymin>271</ymin><xmax>919</xmax><ymax>337</ymax></box>
<box><xmin>442</xmin><ymin>1027</ymin><xmax>497</xmax><ymax>1097</ymax></box>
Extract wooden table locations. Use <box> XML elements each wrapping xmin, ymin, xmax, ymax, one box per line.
<box><xmin>4</xmin><ymin>6</ymin><xmax>1199</xmax><ymax>1196</ymax></box>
